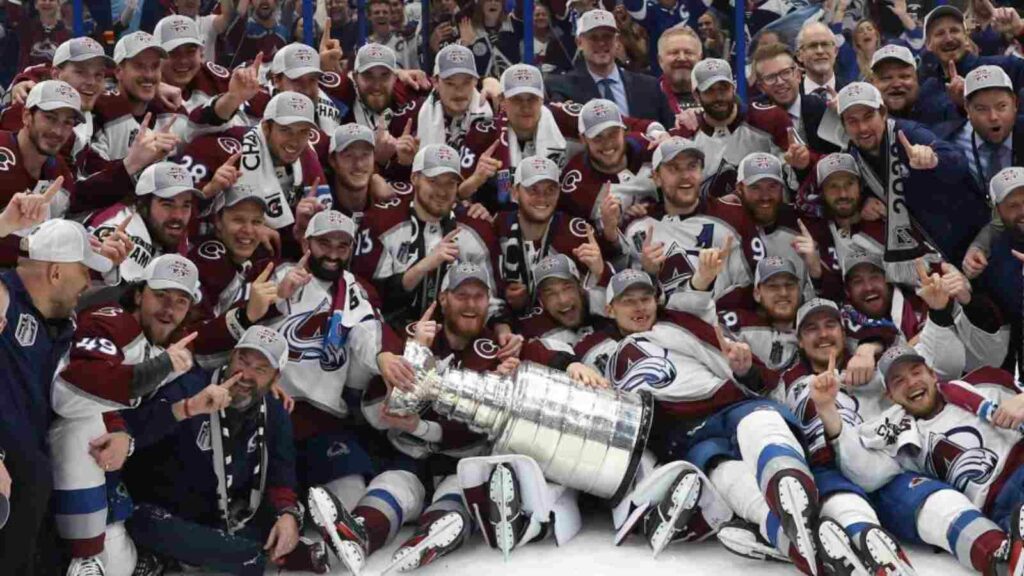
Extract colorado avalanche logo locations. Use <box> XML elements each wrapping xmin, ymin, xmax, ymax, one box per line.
<box><xmin>752</xmin><ymin>154</ymin><xmax>774</xmax><ymax>169</ymax></box>
<box><xmin>560</xmin><ymin>169</ymin><xmax>582</xmax><ymax>193</ymax></box>
<box><xmin>609</xmin><ymin>337</ymin><xmax>677</xmax><ymax>392</ymax></box>
<box><xmin>509</xmin><ymin>66</ymin><xmax>535</xmax><ymax>83</ymax></box>
<box><xmin>217</xmin><ymin>137</ymin><xmax>241</xmax><ymax>154</ymax></box>
<box><xmin>927</xmin><ymin>427</ymin><xmax>999</xmax><ymax>492</ymax></box>
<box><xmin>280</xmin><ymin>310</ymin><xmax>346</xmax><ymax>371</ymax></box>
<box><xmin>320</xmin><ymin>71</ymin><xmax>341</xmax><ymax>88</ymax></box>
<box><xmin>474</xmin><ymin>338</ymin><xmax>499</xmax><ymax>359</ymax></box>
<box><xmin>0</xmin><ymin>147</ymin><xmax>16</xmax><ymax>171</ymax></box>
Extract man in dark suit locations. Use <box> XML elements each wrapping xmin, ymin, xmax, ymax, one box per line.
<box><xmin>544</xmin><ymin>8</ymin><xmax>675</xmax><ymax>129</ymax></box>
<box><xmin>751</xmin><ymin>41</ymin><xmax>838</xmax><ymax>155</ymax></box>
<box><xmin>795</xmin><ymin>21</ymin><xmax>854</xmax><ymax>98</ymax></box>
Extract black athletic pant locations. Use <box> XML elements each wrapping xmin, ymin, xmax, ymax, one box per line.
<box><xmin>0</xmin><ymin>430</ymin><xmax>54</xmax><ymax>576</ymax></box>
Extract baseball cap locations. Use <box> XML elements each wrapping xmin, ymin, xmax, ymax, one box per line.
<box><xmin>869</xmin><ymin>45</ymin><xmax>915</xmax><ymax>70</ymax></box>
<box><xmin>24</xmin><ymin>219</ymin><xmax>112</xmax><ymax>273</ymax></box>
<box><xmin>154</xmin><ymin>15</ymin><xmax>203</xmax><ymax>52</ymax></box>
<box><xmin>842</xmin><ymin>248</ymin><xmax>884</xmax><ymax>277</ymax></box>
<box><xmin>877</xmin><ymin>344</ymin><xmax>927</xmax><ymax>389</ymax></box>
<box><xmin>837</xmin><ymin>82</ymin><xmax>883</xmax><ymax>116</ymax></box>
<box><xmin>534</xmin><ymin>254</ymin><xmax>581</xmax><ymax>288</ymax></box>
<box><xmin>25</xmin><ymin>80</ymin><xmax>85</xmax><ymax>123</ymax></box>
<box><xmin>135</xmin><ymin>161</ymin><xmax>200</xmax><ymax>198</ymax></box>
<box><xmin>53</xmin><ymin>37</ymin><xmax>113</xmax><ymax>68</ymax></box>
<box><xmin>576</xmin><ymin>9</ymin><xmax>617</xmax><ymax>36</ymax></box>
<box><xmin>271</xmin><ymin>43</ymin><xmax>323</xmax><ymax>79</ymax></box>
<box><xmin>578</xmin><ymin>99</ymin><xmax>626</xmax><ymax>139</ymax></box>
<box><xmin>215</xmin><ymin>183</ymin><xmax>269</xmax><ymax>212</ymax></box>
<box><xmin>263</xmin><ymin>91</ymin><xmax>316</xmax><ymax>127</ymax></box>
<box><xmin>606</xmin><ymin>269</ymin><xmax>655</xmax><ymax>303</ymax></box>
<box><xmin>515</xmin><ymin>156</ymin><xmax>561</xmax><ymax>187</ymax></box>
<box><xmin>652</xmin><ymin>137</ymin><xmax>703</xmax><ymax>170</ymax></box>
<box><xmin>754</xmin><ymin>256</ymin><xmax>798</xmax><ymax>286</ymax></box>
<box><xmin>235</xmin><ymin>325</ymin><xmax>289</xmax><ymax>369</ymax></box>
<box><xmin>737</xmin><ymin>153</ymin><xmax>784</xmax><ymax>186</ymax></box>
<box><xmin>412</xmin><ymin>144</ymin><xmax>463</xmax><ymax>178</ymax></box>
<box><xmin>923</xmin><ymin>5</ymin><xmax>963</xmax><ymax>35</ymax></box>
<box><xmin>113</xmin><ymin>31</ymin><xmax>168</xmax><ymax>65</ymax></box>
<box><xmin>816</xmin><ymin>153</ymin><xmax>859</xmax><ymax>185</ymax></box>
<box><xmin>354</xmin><ymin>43</ymin><xmax>397</xmax><ymax>73</ymax></box>
<box><xmin>691</xmin><ymin>58</ymin><xmax>734</xmax><ymax>93</ymax></box>
<box><xmin>329</xmin><ymin>123</ymin><xmax>375</xmax><ymax>154</ymax></box>
<box><xmin>964</xmin><ymin>65</ymin><xmax>1013</xmax><ymax>100</ymax></box>
<box><xmin>305</xmin><ymin>210</ymin><xmax>356</xmax><ymax>239</ymax></box>
<box><xmin>441</xmin><ymin>261</ymin><xmax>491</xmax><ymax>292</ymax></box>
<box><xmin>990</xmin><ymin>167</ymin><xmax>1024</xmax><ymax>205</ymax></box>
<box><xmin>434</xmin><ymin>44</ymin><xmax>478</xmax><ymax>79</ymax></box>
<box><xmin>501</xmin><ymin>64</ymin><xmax>544</xmax><ymax>99</ymax></box>
<box><xmin>795</xmin><ymin>298</ymin><xmax>840</xmax><ymax>333</ymax></box>
<box><xmin>142</xmin><ymin>254</ymin><xmax>202</xmax><ymax>303</ymax></box>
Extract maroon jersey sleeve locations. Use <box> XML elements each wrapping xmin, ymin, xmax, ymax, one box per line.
<box><xmin>746</xmin><ymin>101</ymin><xmax>792</xmax><ymax>151</ymax></box>
<box><xmin>459</xmin><ymin>118</ymin><xmax>503</xmax><ymax>179</ymax></box>
<box><xmin>58</xmin><ymin>306</ymin><xmax>141</xmax><ymax>406</ymax></box>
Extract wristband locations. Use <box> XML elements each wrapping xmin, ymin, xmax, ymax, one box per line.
<box><xmin>183</xmin><ymin>398</ymin><xmax>192</xmax><ymax>419</ymax></box>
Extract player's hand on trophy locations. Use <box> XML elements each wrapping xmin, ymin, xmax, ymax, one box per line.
<box><xmin>495</xmin><ymin>356</ymin><xmax>520</xmax><ymax>375</ymax></box>
<box><xmin>379</xmin><ymin>404</ymin><xmax>421</xmax><ymax>433</ymax></box>
<box><xmin>993</xmin><ymin>393</ymin><xmax>1024</xmax><ymax>430</ymax></box>
<box><xmin>567</xmin><ymin>362</ymin><xmax>610</xmax><ymax>389</ymax></box>
<box><xmin>377</xmin><ymin>352</ymin><xmax>416</xmax><ymax>393</ymax></box>
<box><xmin>495</xmin><ymin>327</ymin><xmax>523</xmax><ymax>360</ymax></box>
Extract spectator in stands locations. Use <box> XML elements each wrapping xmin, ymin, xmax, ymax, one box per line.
<box><xmin>695</xmin><ymin>9</ymin><xmax>729</xmax><ymax>59</ymax></box>
<box><xmin>546</xmin><ymin>9</ymin><xmax>675</xmax><ymax>128</ymax></box>
<box><xmin>455</xmin><ymin>0</ymin><xmax>520</xmax><ymax>78</ymax></box>
<box><xmin>527</xmin><ymin>2</ymin><xmax>574</xmax><ymax>74</ymax></box>
<box><xmin>656</xmin><ymin>26</ymin><xmax>703</xmax><ymax>116</ymax></box>
<box><xmin>225</xmin><ymin>0</ymin><xmax>290</xmax><ymax>67</ymax></box>
<box><xmin>621</xmin><ymin>0</ymin><xmax>705</xmax><ymax>76</ymax></box>
<box><xmin>13</xmin><ymin>0</ymin><xmax>72</xmax><ymax>71</ymax></box>
<box><xmin>173</xmin><ymin>0</ymin><xmax>238</xmax><ymax>65</ymax></box>
<box><xmin>367</xmin><ymin>0</ymin><xmax>417</xmax><ymax>69</ymax></box>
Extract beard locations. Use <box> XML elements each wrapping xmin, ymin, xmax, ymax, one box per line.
<box><xmin>310</xmin><ymin>255</ymin><xmax>344</xmax><ymax>282</ymax></box>
<box><xmin>702</xmin><ymin>99</ymin><xmax>735</xmax><ymax>121</ymax></box>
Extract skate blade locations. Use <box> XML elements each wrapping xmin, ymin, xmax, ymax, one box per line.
<box><xmin>778</xmin><ymin>477</ymin><xmax>818</xmax><ymax>576</ymax></box>
<box><xmin>650</xmin><ymin>473</ymin><xmax>701</xmax><ymax>559</ymax></box>
<box><xmin>716</xmin><ymin>527</ymin><xmax>791</xmax><ymax>563</ymax></box>
<box><xmin>381</xmin><ymin>513</ymin><xmax>466</xmax><ymax>575</ymax></box>
<box><xmin>490</xmin><ymin>464</ymin><xmax>516</xmax><ymax>561</ymax></box>
<box><xmin>817</xmin><ymin>521</ymin><xmax>870</xmax><ymax>576</ymax></box>
<box><xmin>308</xmin><ymin>488</ymin><xmax>364</xmax><ymax>575</ymax></box>
<box><xmin>862</xmin><ymin>529</ymin><xmax>916</xmax><ymax>576</ymax></box>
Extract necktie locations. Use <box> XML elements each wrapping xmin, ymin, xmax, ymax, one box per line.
<box><xmin>812</xmin><ymin>86</ymin><xmax>830</xmax><ymax>100</ymax></box>
<box><xmin>598</xmin><ymin>78</ymin><xmax>615</xmax><ymax>102</ymax></box>
<box><xmin>985</xmin><ymin>141</ymin><xmax>1008</xmax><ymax>178</ymax></box>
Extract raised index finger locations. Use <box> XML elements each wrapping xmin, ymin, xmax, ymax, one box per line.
<box><xmin>482</xmin><ymin>139</ymin><xmax>500</xmax><ymax>158</ymax></box>
<box><xmin>252</xmin><ymin>51</ymin><xmax>264</xmax><ymax>71</ymax></box>
<box><xmin>721</xmin><ymin>234</ymin><xmax>734</xmax><ymax>255</ymax></box>
<box><xmin>255</xmin><ymin>261</ymin><xmax>275</xmax><ymax>283</ymax></box>
<box><xmin>172</xmin><ymin>331</ymin><xmax>198</xmax><ymax>349</ymax></box>
<box><xmin>42</xmin><ymin>176</ymin><xmax>64</xmax><ymax>201</ymax></box>
<box><xmin>797</xmin><ymin>218</ymin><xmax>811</xmax><ymax>238</ymax></box>
<box><xmin>138</xmin><ymin>112</ymin><xmax>152</xmax><ymax>133</ymax></box>
<box><xmin>914</xmin><ymin>258</ymin><xmax>930</xmax><ymax>285</ymax></box>
<box><xmin>947</xmin><ymin>59</ymin><xmax>959</xmax><ymax>80</ymax></box>
<box><xmin>297</xmin><ymin>251</ymin><xmax>311</xmax><ymax>270</ymax></box>
<box><xmin>420</xmin><ymin>300</ymin><xmax>438</xmax><ymax>324</ymax></box>
<box><xmin>714</xmin><ymin>324</ymin><xmax>731</xmax><ymax>352</ymax></box>
<box><xmin>305</xmin><ymin>176</ymin><xmax>321</xmax><ymax>198</ymax></box>
<box><xmin>220</xmin><ymin>371</ymin><xmax>244</xmax><ymax>389</ymax></box>
<box><xmin>897</xmin><ymin>130</ymin><xmax>913</xmax><ymax>153</ymax></box>
<box><xmin>827</xmin><ymin>348</ymin><xmax>836</xmax><ymax>375</ymax></box>
<box><xmin>116</xmin><ymin>212</ymin><xmax>134</xmax><ymax>234</ymax></box>
<box><xmin>586</xmin><ymin>226</ymin><xmax>597</xmax><ymax>246</ymax></box>
<box><xmin>645</xmin><ymin>224</ymin><xmax>654</xmax><ymax>247</ymax></box>
<box><xmin>402</xmin><ymin>118</ymin><xmax>413</xmax><ymax>137</ymax></box>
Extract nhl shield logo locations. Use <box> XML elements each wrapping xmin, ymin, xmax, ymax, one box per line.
<box><xmin>15</xmin><ymin>314</ymin><xmax>37</xmax><ymax>347</ymax></box>
<box><xmin>196</xmin><ymin>420</ymin><xmax>212</xmax><ymax>451</ymax></box>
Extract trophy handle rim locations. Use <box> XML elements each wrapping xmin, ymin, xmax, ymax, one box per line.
<box><xmin>607</xmin><ymin>390</ymin><xmax>655</xmax><ymax>506</ymax></box>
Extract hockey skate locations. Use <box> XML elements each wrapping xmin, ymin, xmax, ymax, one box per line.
<box><xmin>1007</xmin><ymin>502</ymin><xmax>1024</xmax><ymax>576</ymax></box>
<box><xmin>279</xmin><ymin>537</ymin><xmax>331</xmax><ymax>574</ymax></box>
<box><xmin>642</xmin><ymin>469</ymin><xmax>702</xmax><ymax>558</ymax></box>
<box><xmin>67</xmin><ymin>556</ymin><xmax>105</xmax><ymax>576</ymax></box>
<box><xmin>815</xmin><ymin>517</ymin><xmax>869</xmax><ymax>576</ymax></box>
<box><xmin>767</xmin><ymin>470</ymin><xmax>821</xmax><ymax>576</ymax></box>
<box><xmin>716</xmin><ymin>519</ymin><xmax>791</xmax><ymax>563</ymax></box>
<box><xmin>307</xmin><ymin>485</ymin><xmax>368</xmax><ymax>575</ymax></box>
<box><xmin>857</xmin><ymin>525</ymin><xmax>916</xmax><ymax>576</ymax></box>
<box><xmin>131</xmin><ymin>551</ymin><xmax>166</xmax><ymax>576</ymax></box>
<box><xmin>384</xmin><ymin>509</ymin><xmax>470</xmax><ymax>574</ymax></box>
<box><xmin>488</xmin><ymin>463</ymin><xmax>527</xmax><ymax>560</ymax></box>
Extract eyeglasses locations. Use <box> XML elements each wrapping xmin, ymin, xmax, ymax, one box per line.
<box><xmin>760</xmin><ymin>66</ymin><xmax>798</xmax><ymax>86</ymax></box>
<box><xmin>800</xmin><ymin>40</ymin><xmax>835</xmax><ymax>52</ymax></box>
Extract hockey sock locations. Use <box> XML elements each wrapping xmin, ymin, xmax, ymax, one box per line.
<box><xmin>352</xmin><ymin>471</ymin><xmax>425</xmax><ymax>554</ymax></box>
<box><xmin>917</xmin><ymin>489</ymin><xmax>1006</xmax><ymax>572</ymax></box>
<box><xmin>708</xmin><ymin>460</ymin><xmax>787</xmax><ymax>550</ymax></box>
<box><xmin>735</xmin><ymin>409</ymin><xmax>813</xmax><ymax>500</ymax></box>
<box><xmin>820</xmin><ymin>492</ymin><xmax>879</xmax><ymax>540</ymax></box>
<box><xmin>323</xmin><ymin>475</ymin><xmax>367</xmax><ymax>511</ymax></box>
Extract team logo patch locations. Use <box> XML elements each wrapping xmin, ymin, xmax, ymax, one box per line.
<box><xmin>610</xmin><ymin>337</ymin><xmax>678</xmax><ymax>392</ymax></box>
<box><xmin>474</xmin><ymin>338</ymin><xmax>499</xmax><ymax>359</ymax></box>
<box><xmin>196</xmin><ymin>420</ymin><xmax>212</xmax><ymax>451</ymax></box>
<box><xmin>14</xmin><ymin>313</ymin><xmax>37</xmax><ymax>347</ymax></box>
<box><xmin>320</xmin><ymin>71</ymin><xmax>341</xmax><ymax>88</ymax></box>
<box><xmin>198</xmin><ymin>240</ymin><xmax>227</xmax><ymax>260</ymax></box>
<box><xmin>327</xmin><ymin>441</ymin><xmax>350</xmax><ymax>458</ymax></box>
<box><xmin>206</xmin><ymin>61</ymin><xmax>230</xmax><ymax>79</ymax></box>
<box><xmin>217</xmin><ymin>137</ymin><xmax>241</xmax><ymax>155</ymax></box>
<box><xmin>569</xmin><ymin>217</ymin><xmax>589</xmax><ymax>238</ymax></box>
<box><xmin>927</xmin><ymin>426</ymin><xmax>999</xmax><ymax>492</ymax></box>
<box><xmin>560</xmin><ymin>169</ymin><xmax>582</xmax><ymax>193</ymax></box>
<box><xmin>0</xmin><ymin>147</ymin><xmax>16</xmax><ymax>171</ymax></box>
<box><xmin>293</xmin><ymin>47</ymin><xmax>316</xmax><ymax>63</ymax></box>
<box><xmin>166</xmin><ymin>258</ymin><xmax>193</xmax><ymax>279</ymax></box>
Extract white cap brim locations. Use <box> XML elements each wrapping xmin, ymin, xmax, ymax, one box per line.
<box><xmin>697</xmin><ymin>76</ymin><xmax>734</xmax><ymax>93</ymax></box>
<box><xmin>116</xmin><ymin>45</ymin><xmax>168</xmax><ymax>64</ymax></box>
<box><xmin>584</xmin><ymin>120</ymin><xmax>626</xmax><ymax>139</ymax></box>
<box><xmin>150</xmin><ymin>185</ymin><xmax>201</xmax><ymax>199</ymax></box>
<box><xmin>161</xmin><ymin>37</ymin><xmax>203</xmax><ymax>53</ymax></box>
<box><xmin>83</xmin><ymin>251</ymin><xmax>114</xmax><ymax>273</ymax></box>
<box><xmin>146</xmin><ymin>278</ymin><xmax>202</xmax><ymax>303</ymax></box>
<box><xmin>504</xmin><ymin>86</ymin><xmax>544</xmax><ymax>99</ymax></box>
<box><xmin>235</xmin><ymin>343</ymin><xmax>282</xmax><ymax>369</ymax></box>
<box><xmin>34</xmin><ymin>100</ymin><xmax>84</xmax><ymax>122</ymax></box>
<box><xmin>56</xmin><ymin>53</ymin><xmax>114</xmax><ymax>67</ymax></box>
<box><xmin>438</xmin><ymin>68</ymin><xmax>478</xmax><ymax>79</ymax></box>
<box><xmin>518</xmin><ymin>174</ymin><xmax>558</xmax><ymax>188</ymax></box>
<box><xmin>357</xmin><ymin>62</ymin><xmax>395</xmax><ymax>73</ymax></box>
<box><xmin>265</xmin><ymin>115</ymin><xmax>316</xmax><ymax>127</ymax></box>
<box><xmin>577</xmin><ymin>24</ymin><xmax>616</xmax><ymax>37</ymax></box>
<box><xmin>743</xmin><ymin>173</ymin><xmax>784</xmax><ymax>186</ymax></box>
<box><xmin>420</xmin><ymin>166</ymin><xmax>463</xmax><ymax>179</ymax></box>
<box><xmin>282</xmin><ymin>66</ymin><xmax>323</xmax><ymax>80</ymax></box>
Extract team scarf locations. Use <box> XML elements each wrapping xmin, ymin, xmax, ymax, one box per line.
<box><xmin>324</xmin><ymin>270</ymin><xmax>378</xmax><ymax>350</ymax></box>
<box><xmin>849</xmin><ymin>119</ymin><xmax>930</xmax><ymax>273</ymax></box>
<box><xmin>209</xmin><ymin>367</ymin><xmax>268</xmax><ymax>535</ymax></box>
<box><xmin>235</xmin><ymin>124</ymin><xmax>306</xmax><ymax>229</ymax></box>
<box><xmin>416</xmin><ymin>91</ymin><xmax>492</xmax><ymax>149</ymax></box>
<box><xmin>505</xmin><ymin>106</ymin><xmax>567</xmax><ymax>169</ymax></box>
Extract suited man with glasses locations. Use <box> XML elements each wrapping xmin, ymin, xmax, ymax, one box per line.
<box><xmin>796</xmin><ymin>22</ymin><xmax>854</xmax><ymax>99</ymax></box>
<box><xmin>753</xmin><ymin>42</ymin><xmax>839</xmax><ymax>155</ymax></box>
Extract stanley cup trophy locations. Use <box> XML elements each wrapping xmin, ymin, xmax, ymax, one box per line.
<box><xmin>387</xmin><ymin>341</ymin><xmax>653</xmax><ymax>502</ymax></box>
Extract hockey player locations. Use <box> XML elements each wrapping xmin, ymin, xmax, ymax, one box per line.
<box><xmin>179</xmin><ymin>91</ymin><xmax>326</xmax><ymax>258</ymax></box>
<box><xmin>835</xmin><ymin>81</ymin><xmax>987</xmax><ymax>265</ymax></box>
<box><xmin>85</xmin><ymin>162</ymin><xmax>199</xmax><ymax>287</ymax></box>
<box><xmin>388</xmin><ymin>44</ymin><xmax>493</xmax><ymax>155</ymax></box>
<box><xmin>670</xmin><ymin>58</ymin><xmax>791</xmax><ymax>181</ymax></box>
<box><xmin>517</xmin><ymin>253</ymin><xmax>609</xmax><ymax>351</ymax></box>
<box><xmin>323</xmin><ymin>123</ymin><xmax>405</xmax><ymax>227</ymax></box>
<box><xmin>351</xmin><ymin>143</ymin><xmax>504</xmax><ymax>330</ymax></box>
<box><xmin>557</xmin><ymin>99</ymin><xmax>658</xmax><ymax>225</ymax></box>
<box><xmin>80</xmin><ymin>32</ymin><xmax>190</xmax><ymax>181</ymax></box>
<box><xmin>458</xmin><ymin>64</ymin><xmax>663</xmax><ymax>211</ymax></box>
<box><xmin>49</xmin><ymin>254</ymin><xmax>202</xmax><ymax>576</ymax></box>
<box><xmin>811</xmin><ymin>345</ymin><xmax>1024</xmax><ymax>574</ymax></box>
<box><xmin>495</xmin><ymin>156</ymin><xmax>610</xmax><ymax>312</ymax></box>
<box><xmin>122</xmin><ymin>326</ymin><xmax>328</xmax><ymax>575</ymax></box>
<box><xmin>152</xmin><ymin>15</ymin><xmax>236</xmax><ymax>113</ymax></box>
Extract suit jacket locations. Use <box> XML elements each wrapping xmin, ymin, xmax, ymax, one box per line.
<box><xmin>755</xmin><ymin>91</ymin><xmax>839</xmax><ymax>155</ymax></box>
<box><xmin>932</xmin><ymin>114</ymin><xmax>1024</xmax><ymax>191</ymax></box>
<box><xmin>544</xmin><ymin>61</ymin><xmax>676</xmax><ymax>128</ymax></box>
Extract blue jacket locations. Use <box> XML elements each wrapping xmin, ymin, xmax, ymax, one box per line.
<box><xmin>909</xmin><ymin>76</ymin><xmax>963</xmax><ymax>126</ymax></box>
<box><xmin>931</xmin><ymin>114</ymin><xmax>1024</xmax><ymax>191</ymax></box>
<box><xmin>848</xmin><ymin>118</ymin><xmax>989</xmax><ymax>264</ymax></box>
<box><xmin>920</xmin><ymin>51</ymin><xmax>1024</xmax><ymax>95</ymax></box>
<box><xmin>975</xmin><ymin>230</ymin><xmax>1024</xmax><ymax>372</ymax></box>
<box><xmin>0</xmin><ymin>270</ymin><xmax>75</xmax><ymax>453</ymax></box>
<box><xmin>123</xmin><ymin>368</ymin><xmax>297</xmax><ymax>526</ymax></box>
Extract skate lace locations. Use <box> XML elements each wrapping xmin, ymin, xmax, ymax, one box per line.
<box><xmin>74</xmin><ymin>558</ymin><xmax>104</xmax><ymax>576</ymax></box>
